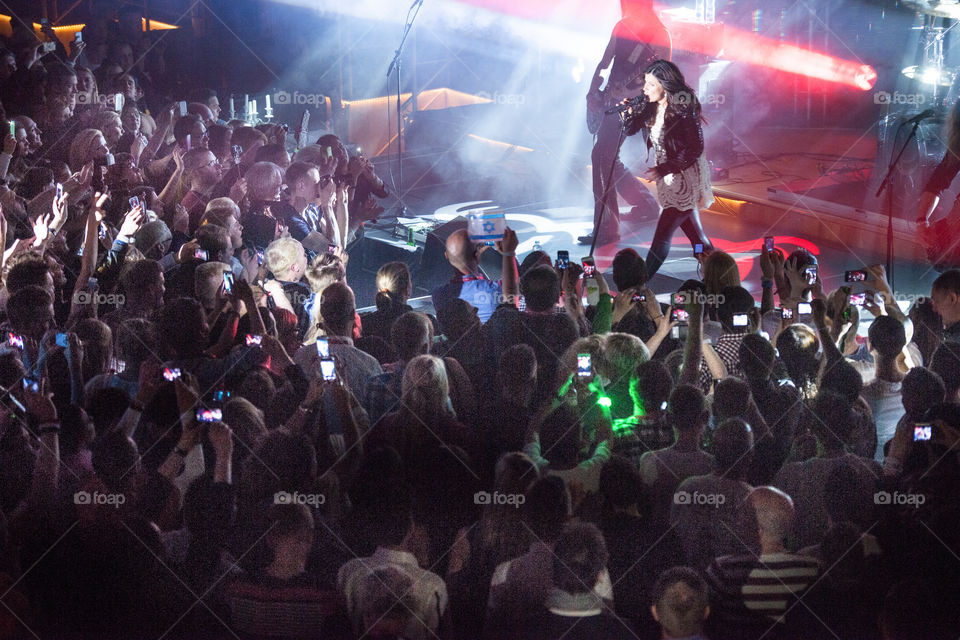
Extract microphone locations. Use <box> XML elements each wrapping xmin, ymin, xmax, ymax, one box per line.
<box><xmin>606</xmin><ymin>96</ymin><xmax>647</xmax><ymax>115</ymax></box>
<box><xmin>903</xmin><ymin>109</ymin><xmax>935</xmax><ymax>125</ymax></box>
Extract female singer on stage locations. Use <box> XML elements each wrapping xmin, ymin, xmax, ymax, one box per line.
<box><xmin>624</xmin><ymin>59</ymin><xmax>714</xmax><ymax>278</ymax></box>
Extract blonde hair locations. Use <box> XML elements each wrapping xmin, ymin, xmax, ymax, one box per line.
<box><xmin>264</xmin><ymin>237</ymin><xmax>304</xmax><ymax>278</ymax></box>
<box><xmin>401</xmin><ymin>355</ymin><xmax>453</xmax><ymax>422</ymax></box>
<box><xmin>703</xmin><ymin>250</ymin><xmax>741</xmax><ymax>295</ymax></box>
<box><xmin>68</xmin><ymin>128</ymin><xmax>104</xmax><ymax>171</ymax></box>
<box><xmin>603</xmin><ymin>332</ymin><xmax>650</xmax><ymax>382</ymax></box>
<box><xmin>93</xmin><ymin>110</ymin><xmax>121</xmax><ymax>132</ymax></box>
<box><xmin>244</xmin><ymin>161</ymin><xmax>284</xmax><ymax>201</ymax></box>
<box><xmin>375</xmin><ymin>262</ymin><xmax>412</xmax><ymax>310</ymax></box>
<box><xmin>75</xmin><ymin>65</ymin><xmax>99</xmax><ymax>107</ymax></box>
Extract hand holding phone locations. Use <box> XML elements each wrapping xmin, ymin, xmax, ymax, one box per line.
<box><xmin>804</xmin><ymin>266</ymin><xmax>818</xmax><ymax>286</ymax></box>
<box><xmin>764</xmin><ymin>236</ymin><xmax>775</xmax><ymax>252</ymax></box>
<box><xmin>55</xmin><ymin>333</ymin><xmax>69</xmax><ymax>348</ymax></box>
<box><xmin>556</xmin><ymin>250</ymin><xmax>570</xmax><ymax>270</ymax></box>
<box><xmin>845</xmin><ymin>269</ymin><xmax>868</xmax><ymax>283</ymax></box>
<box><xmin>222</xmin><ymin>271</ymin><xmax>235</xmax><ymax>295</ymax></box>
<box><xmin>245</xmin><ymin>334</ymin><xmax>262</xmax><ymax>346</ymax></box>
<box><xmin>163</xmin><ymin>367</ymin><xmax>182</xmax><ymax>381</ymax></box>
<box><xmin>914</xmin><ymin>424</ymin><xmax>932</xmax><ymax>441</ymax></box>
<box><xmin>196</xmin><ymin>407</ymin><xmax>223</xmax><ymax>423</ymax></box>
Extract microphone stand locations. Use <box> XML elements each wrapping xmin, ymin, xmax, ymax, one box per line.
<box><xmin>591</xmin><ymin>101</ymin><xmax>643</xmax><ymax>256</ymax></box>
<box><xmin>875</xmin><ymin>116</ymin><xmax>924</xmax><ymax>292</ymax></box>
<box><xmin>386</xmin><ymin>0</ymin><xmax>424</xmax><ymax>219</ymax></box>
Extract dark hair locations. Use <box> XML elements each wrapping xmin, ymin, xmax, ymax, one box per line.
<box><xmin>196</xmin><ymin>223</ymin><xmax>230</xmax><ymax>256</ymax></box>
<box><xmin>717</xmin><ymin>285</ymin><xmax>755</xmax><ymax>331</ymax></box>
<box><xmin>650</xmin><ymin>566</ymin><xmax>709</xmax><ymax>637</ymax></box>
<box><xmin>810</xmin><ymin>391</ymin><xmax>854</xmax><ymax>449</ymax></box>
<box><xmin>868</xmin><ymin>315</ymin><xmax>906</xmax><ymax>359</ymax></box>
<box><xmin>524</xmin><ymin>476</ymin><xmax>570</xmax><ymax>542</ymax></box>
<box><xmin>930</xmin><ymin>342</ymin><xmax>960</xmax><ymax>396</ymax></box>
<box><xmin>823</xmin><ymin>466</ymin><xmax>873</xmax><ymax>528</ymax></box>
<box><xmin>155</xmin><ymin>297</ymin><xmax>208</xmax><ymax>358</ymax></box>
<box><xmin>902</xmin><ymin>367</ymin><xmax>945</xmax><ymax>420</ymax></box>
<box><xmin>91</xmin><ymin>430</ymin><xmax>139</xmax><ymax>491</ymax></box>
<box><xmin>85</xmin><ymin>387</ymin><xmax>132</xmax><ymax>434</ymax></box>
<box><xmin>739</xmin><ymin>333</ymin><xmax>776</xmax><ymax>380</ymax></box>
<box><xmin>552</xmin><ymin>523</ymin><xmax>608</xmax><ymax>593</ymax></box>
<box><xmin>644</xmin><ymin>59</ymin><xmax>702</xmax><ymax>121</ymax></box>
<box><xmin>320</xmin><ymin>282</ymin><xmax>356</xmax><ymax>334</ymax></box>
<box><xmin>188</xmin><ymin>87</ymin><xmax>217</xmax><ymax>104</ymax></box>
<box><xmin>6</xmin><ymin>285</ymin><xmax>53</xmax><ymax>332</ymax></box>
<box><xmin>776</xmin><ymin>325</ymin><xmax>820</xmax><ymax>395</ymax></box>
<box><xmin>254</xmin><ymin>143</ymin><xmax>288</xmax><ymax>166</ymax></box>
<box><xmin>519</xmin><ymin>264</ymin><xmax>561</xmax><ymax>312</ymax></box>
<box><xmin>498</xmin><ymin>343</ymin><xmax>537</xmax><ymax>389</ymax></box>
<box><xmin>713</xmin><ymin>417</ymin><xmax>753</xmax><ymax>474</ymax></box>
<box><xmin>630</xmin><ymin>360</ymin><xmax>672</xmax><ymax>416</ymax></box>
<box><xmin>537</xmin><ymin>404</ymin><xmax>581</xmax><ymax>468</ymax></box>
<box><xmin>819</xmin><ymin>359</ymin><xmax>862</xmax><ymax>405</ymax></box>
<box><xmin>119</xmin><ymin>259</ymin><xmax>162</xmax><ymax>296</ymax></box>
<box><xmin>173</xmin><ymin>114</ymin><xmax>203</xmax><ymax>146</ymax></box>
<box><xmin>932</xmin><ymin>269</ymin><xmax>960</xmax><ymax>296</ymax></box>
<box><xmin>17</xmin><ymin>167</ymin><xmax>55</xmax><ymax>200</ymax></box>
<box><xmin>909</xmin><ymin>297</ymin><xmax>943</xmax><ymax>365</ymax></box>
<box><xmin>713</xmin><ymin>378</ymin><xmax>753</xmax><ymax>422</ymax></box>
<box><xmin>600</xmin><ymin>456</ymin><xmax>645</xmax><ymax>510</ymax></box>
<box><xmin>519</xmin><ymin>251</ymin><xmax>551</xmax><ymax>278</ymax></box>
<box><xmin>5</xmin><ymin>258</ymin><xmax>50</xmax><ymax>294</ymax></box>
<box><xmin>390</xmin><ymin>311</ymin><xmax>432</xmax><ymax>362</ymax></box>
<box><xmin>612</xmin><ymin>248</ymin><xmax>648</xmax><ymax>291</ymax></box>
<box><xmin>667</xmin><ymin>384</ymin><xmax>707</xmax><ymax>432</ymax></box>
<box><xmin>207</xmin><ymin>123</ymin><xmax>231</xmax><ymax>159</ymax></box>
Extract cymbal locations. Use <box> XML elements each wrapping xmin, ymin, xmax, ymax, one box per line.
<box><xmin>898</xmin><ymin>0</ymin><xmax>960</xmax><ymax>18</ymax></box>
<box><xmin>902</xmin><ymin>64</ymin><xmax>957</xmax><ymax>85</ymax></box>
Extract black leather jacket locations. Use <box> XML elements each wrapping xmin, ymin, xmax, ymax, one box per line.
<box><xmin>624</xmin><ymin>101</ymin><xmax>705</xmax><ymax>178</ymax></box>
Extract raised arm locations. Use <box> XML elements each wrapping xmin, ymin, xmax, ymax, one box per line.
<box><xmin>679</xmin><ymin>297</ymin><xmax>705</xmax><ymax>387</ymax></box>
<box><xmin>497</xmin><ymin>226</ymin><xmax>519</xmax><ymax>306</ymax></box>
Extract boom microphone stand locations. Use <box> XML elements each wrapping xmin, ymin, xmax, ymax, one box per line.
<box><xmin>875</xmin><ymin>108</ymin><xmax>933</xmax><ymax>291</ymax></box>
<box><xmin>386</xmin><ymin>0</ymin><xmax>424</xmax><ymax>219</ymax></box>
<box><xmin>591</xmin><ymin>98</ymin><xmax>645</xmax><ymax>256</ymax></box>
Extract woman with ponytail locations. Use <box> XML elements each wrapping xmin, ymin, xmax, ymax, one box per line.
<box><xmin>624</xmin><ymin>59</ymin><xmax>714</xmax><ymax>278</ymax></box>
<box><xmin>361</xmin><ymin>261</ymin><xmax>414</xmax><ymax>340</ymax></box>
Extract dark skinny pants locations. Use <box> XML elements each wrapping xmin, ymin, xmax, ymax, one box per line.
<box><xmin>645</xmin><ymin>207</ymin><xmax>712</xmax><ymax>278</ymax></box>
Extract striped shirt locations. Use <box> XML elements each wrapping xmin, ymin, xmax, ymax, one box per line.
<box><xmin>706</xmin><ymin>552</ymin><xmax>819</xmax><ymax>626</ymax></box>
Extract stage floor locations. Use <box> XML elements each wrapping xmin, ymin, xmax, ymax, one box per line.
<box><xmin>366</xmin><ymin>125</ymin><xmax>940</xmax><ymax>310</ymax></box>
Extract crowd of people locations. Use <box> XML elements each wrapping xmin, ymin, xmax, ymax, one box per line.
<box><xmin>0</xmin><ymin>4</ymin><xmax>959</xmax><ymax>640</ymax></box>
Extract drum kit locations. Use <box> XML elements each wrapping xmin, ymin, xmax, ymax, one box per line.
<box><xmin>873</xmin><ymin>0</ymin><xmax>960</xmax><ymax>218</ymax></box>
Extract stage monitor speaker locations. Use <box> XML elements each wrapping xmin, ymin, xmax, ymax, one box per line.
<box><xmin>418</xmin><ymin>216</ymin><xmax>503</xmax><ymax>295</ymax></box>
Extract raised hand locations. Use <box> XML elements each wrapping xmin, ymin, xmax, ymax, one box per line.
<box><xmin>32</xmin><ymin>213</ymin><xmax>52</xmax><ymax>246</ymax></box>
<box><xmin>172</xmin><ymin>202</ymin><xmax>189</xmax><ymax>235</ymax></box>
<box><xmin>117</xmin><ymin>204</ymin><xmax>144</xmax><ymax>238</ymax></box>
<box><xmin>3</xmin><ymin>133</ymin><xmax>16</xmax><ymax>156</ymax></box>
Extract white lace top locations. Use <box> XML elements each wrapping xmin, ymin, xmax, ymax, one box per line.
<box><xmin>650</xmin><ymin>103</ymin><xmax>714</xmax><ymax>211</ymax></box>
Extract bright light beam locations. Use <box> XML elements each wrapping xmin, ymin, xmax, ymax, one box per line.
<box><xmin>662</xmin><ymin>15</ymin><xmax>877</xmax><ymax>91</ymax></box>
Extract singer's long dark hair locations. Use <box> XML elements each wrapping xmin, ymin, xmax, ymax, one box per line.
<box><xmin>644</xmin><ymin>59</ymin><xmax>706</xmax><ymax>124</ymax></box>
